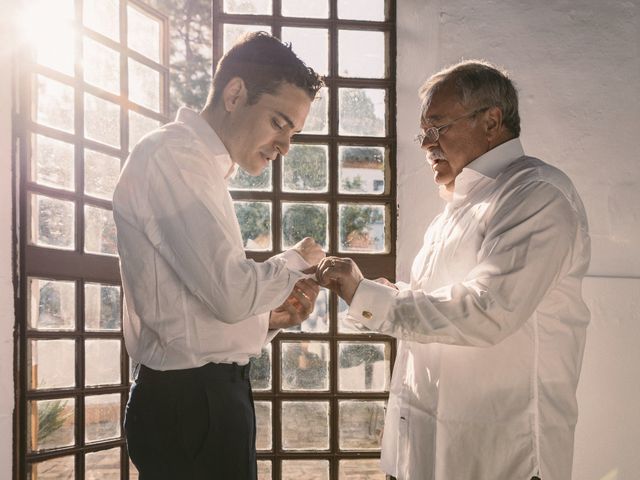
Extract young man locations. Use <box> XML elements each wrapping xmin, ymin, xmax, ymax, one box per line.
<box><xmin>318</xmin><ymin>61</ymin><xmax>590</xmax><ymax>480</ymax></box>
<box><xmin>114</xmin><ymin>32</ymin><xmax>324</xmax><ymax>479</ymax></box>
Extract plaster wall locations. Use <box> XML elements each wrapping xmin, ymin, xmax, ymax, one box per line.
<box><xmin>396</xmin><ymin>1</ymin><xmax>640</xmax><ymax>478</ymax></box>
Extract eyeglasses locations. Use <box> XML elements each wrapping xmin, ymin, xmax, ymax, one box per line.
<box><xmin>413</xmin><ymin>107</ymin><xmax>489</xmax><ymax>146</ymax></box>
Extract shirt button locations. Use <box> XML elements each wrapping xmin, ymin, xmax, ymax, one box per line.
<box><xmin>362</xmin><ymin>311</ymin><xmax>373</xmax><ymax>320</ymax></box>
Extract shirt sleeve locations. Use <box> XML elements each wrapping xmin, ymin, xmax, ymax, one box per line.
<box><xmin>348</xmin><ymin>181</ymin><xmax>580</xmax><ymax>346</ymax></box>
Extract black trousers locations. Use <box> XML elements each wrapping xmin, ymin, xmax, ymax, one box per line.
<box><xmin>124</xmin><ymin>362</ymin><xmax>256</xmax><ymax>480</ymax></box>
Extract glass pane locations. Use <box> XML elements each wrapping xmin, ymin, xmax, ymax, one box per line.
<box><xmin>34</xmin><ymin>16</ymin><xmax>75</xmax><ymax>76</ymax></box>
<box><xmin>339</xmin><ymin>88</ymin><xmax>386</xmax><ymax>137</ymax></box>
<box><xmin>35</xmin><ymin>75</ymin><xmax>74</xmax><ymax>132</ymax></box>
<box><xmin>339</xmin><ymin>146</ymin><xmax>386</xmax><ymax>195</ymax></box>
<box><xmin>129</xmin><ymin>59</ymin><xmax>161</xmax><ymax>111</ymax></box>
<box><xmin>338</xmin><ymin>297</ymin><xmax>360</xmax><ymax>334</ymax></box>
<box><xmin>228</xmin><ymin>163</ymin><xmax>272</xmax><ymax>191</ymax></box>
<box><xmin>31</xmin><ymin>135</ymin><xmax>74</xmax><ymax>191</ymax></box>
<box><xmin>285</xmin><ymin>287</ymin><xmax>329</xmax><ymax>333</ymax></box>
<box><xmin>223</xmin><ymin>0</ymin><xmax>271</xmax><ymax>15</ymax></box>
<box><xmin>85</xmin><ymin>205</ymin><xmax>118</xmax><ymax>256</ymax></box>
<box><xmin>234</xmin><ymin>201</ymin><xmax>272</xmax><ymax>251</ymax></box>
<box><xmin>29</xmin><ymin>455</ymin><xmax>75</xmax><ymax>479</ymax></box>
<box><xmin>281</xmin><ymin>401</ymin><xmax>329</xmax><ymax>450</ymax></box>
<box><xmin>282</xmin><ymin>0</ymin><xmax>328</xmax><ymax>18</ymax></box>
<box><xmin>281</xmin><ymin>202</ymin><xmax>328</xmax><ymax>250</ymax></box>
<box><xmin>28</xmin><ymin>339</ymin><xmax>75</xmax><ymax>390</ymax></box>
<box><xmin>129</xmin><ymin>459</ymin><xmax>139</xmax><ymax>480</ymax></box>
<box><xmin>257</xmin><ymin>460</ymin><xmax>271</xmax><ymax>480</ymax></box>
<box><xmin>127</xmin><ymin>5</ymin><xmax>161</xmax><ymax>62</ymax></box>
<box><xmin>85</xmin><ymin>394</ymin><xmax>121</xmax><ymax>442</ymax></box>
<box><xmin>339</xmin><ymin>30</ymin><xmax>385</xmax><ymax>78</ymax></box>
<box><xmin>282</xmin><ymin>460</ymin><xmax>329</xmax><ymax>480</ymax></box>
<box><xmin>85</xmin><ymin>94</ymin><xmax>120</xmax><ymax>147</ymax></box>
<box><xmin>83</xmin><ymin>37</ymin><xmax>120</xmax><ymax>94</ymax></box>
<box><xmin>339</xmin><ymin>342</ymin><xmax>390</xmax><ymax>392</ymax></box>
<box><xmin>28</xmin><ymin>398</ymin><xmax>75</xmax><ymax>452</ymax></box>
<box><xmin>223</xmin><ymin>24</ymin><xmax>271</xmax><ymax>53</ymax></box>
<box><xmin>338</xmin><ymin>0</ymin><xmax>385</xmax><ymax>21</ymax></box>
<box><xmin>129</xmin><ymin>110</ymin><xmax>160</xmax><ymax>151</ymax></box>
<box><xmin>29</xmin><ymin>194</ymin><xmax>75</xmax><ymax>250</ymax></box>
<box><xmin>84</xmin><ymin>149</ymin><xmax>121</xmax><ymax>200</ymax></box>
<box><xmin>255</xmin><ymin>401</ymin><xmax>272</xmax><ymax>451</ymax></box>
<box><xmin>339</xmin><ymin>400</ymin><xmax>385</xmax><ymax>450</ymax></box>
<box><xmin>84</xmin><ymin>0</ymin><xmax>119</xmax><ymax>39</ymax></box>
<box><xmin>85</xmin><ymin>283</ymin><xmax>121</xmax><ymax>331</ymax></box>
<box><xmin>339</xmin><ymin>459</ymin><xmax>386</xmax><ymax>480</ymax></box>
<box><xmin>85</xmin><ymin>339</ymin><xmax>121</xmax><ymax>386</ymax></box>
<box><xmin>281</xmin><ymin>341</ymin><xmax>329</xmax><ymax>391</ymax></box>
<box><xmin>250</xmin><ymin>344</ymin><xmax>272</xmax><ymax>391</ymax></box>
<box><xmin>85</xmin><ymin>447</ymin><xmax>120</xmax><ymax>479</ymax></box>
<box><xmin>338</xmin><ymin>203</ymin><xmax>387</xmax><ymax>253</ymax></box>
<box><xmin>281</xmin><ymin>27</ymin><xmax>328</xmax><ymax>76</ymax></box>
<box><xmin>28</xmin><ymin>278</ymin><xmax>75</xmax><ymax>331</ymax></box>
<box><xmin>302</xmin><ymin>87</ymin><xmax>328</xmax><ymax>134</ymax></box>
<box><xmin>282</xmin><ymin>144</ymin><xmax>328</xmax><ymax>193</ymax></box>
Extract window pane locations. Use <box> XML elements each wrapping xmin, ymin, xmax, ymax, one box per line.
<box><xmin>29</xmin><ymin>455</ymin><xmax>75</xmax><ymax>479</ymax></box>
<box><xmin>84</xmin><ymin>0</ymin><xmax>119</xmax><ymax>40</ymax></box>
<box><xmin>302</xmin><ymin>87</ymin><xmax>328</xmax><ymax>135</ymax></box>
<box><xmin>129</xmin><ymin>459</ymin><xmax>139</xmax><ymax>480</ymax></box>
<box><xmin>85</xmin><ymin>447</ymin><xmax>121</xmax><ymax>479</ymax></box>
<box><xmin>28</xmin><ymin>339</ymin><xmax>75</xmax><ymax>389</ymax></box>
<box><xmin>339</xmin><ymin>146</ymin><xmax>386</xmax><ymax>195</ymax></box>
<box><xmin>250</xmin><ymin>344</ymin><xmax>272</xmax><ymax>391</ymax></box>
<box><xmin>282</xmin><ymin>144</ymin><xmax>328</xmax><ymax>193</ymax></box>
<box><xmin>339</xmin><ymin>88</ymin><xmax>386</xmax><ymax>137</ymax></box>
<box><xmin>28</xmin><ymin>398</ymin><xmax>75</xmax><ymax>452</ymax></box>
<box><xmin>281</xmin><ymin>401</ymin><xmax>329</xmax><ymax>450</ymax></box>
<box><xmin>85</xmin><ymin>394</ymin><xmax>121</xmax><ymax>443</ymax></box>
<box><xmin>28</xmin><ymin>278</ymin><xmax>75</xmax><ymax>331</ymax></box>
<box><xmin>129</xmin><ymin>59</ymin><xmax>161</xmax><ymax>111</ymax></box>
<box><xmin>234</xmin><ymin>201</ymin><xmax>272</xmax><ymax>251</ymax></box>
<box><xmin>83</xmin><ymin>37</ymin><xmax>120</xmax><ymax>94</ymax></box>
<box><xmin>338</xmin><ymin>342</ymin><xmax>390</xmax><ymax>392</ymax></box>
<box><xmin>339</xmin><ymin>400</ymin><xmax>385</xmax><ymax>450</ymax></box>
<box><xmin>281</xmin><ymin>341</ymin><xmax>329</xmax><ymax>391</ymax></box>
<box><xmin>129</xmin><ymin>110</ymin><xmax>160</xmax><ymax>151</ymax></box>
<box><xmin>281</xmin><ymin>27</ymin><xmax>328</xmax><ymax>76</ymax></box>
<box><xmin>35</xmin><ymin>75</ymin><xmax>74</xmax><ymax>133</ymax></box>
<box><xmin>29</xmin><ymin>194</ymin><xmax>75</xmax><ymax>250</ymax></box>
<box><xmin>34</xmin><ymin>17</ymin><xmax>75</xmax><ymax>76</ymax></box>
<box><xmin>285</xmin><ymin>287</ymin><xmax>329</xmax><ymax>333</ymax></box>
<box><xmin>282</xmin><ymin>0</ymin><xmax>328</xmax><ymax>18</ymax></box>
<box><xmin>257</xmin><ymin>460</ymin><xmax>271</xmax><ymax>480</ymax></box>
<box><xmin>223</xmin><ymin>0</ymin><xmax>271</xmax><ymax>15</ymax></box>
<box><xmin>31</xmin><ymin>135</ymin><xmax>74</xmax><ymax>191</ymax></box>
<box><xmin>338</xmin><ymin>203</ymin><xmax>387</xmax><ymax>253</ymax></box>
<box><xmin>338</xmin><ymin>0</ymin><xmax>385</xmax><ymax>21</ymax></box>
<box><xmin>84</xmin><ymin>149</ymin><xmax>121</xmax><ymax>200</ymax></box>
<box><xmin>281</xmin><ymin>202</ymin><xmax>328</xmax><ymax>250</ymax></box>
<box><xmin>282</xmin><ymin>460</ymin><xmax>329</xmax><ymax>480</ymax></box>
<box><xmin>85</xmin><ymin>94</ymin><xmax>120</xmax><ymax>147</ymax></box>
<box><xmin>85</xmin><ymin>339</ymin><xmax>121</xmax><ymax>386</ymax></box>
<box><xmin>229</xmin><ymin>163</ymin><xmax>272</xmax><ymax>191</ymax></box>
<box><xmin>84</xmin><ymin>205</ymin><xmax>118</xmax><ymax>256</ymax></box>
<box><xmin>127</xmin><ymin>5</ymin><xmax>161</xmax><ymax>62</ymax></box>
<box><xmin>85</xmin><ymin>283</ymin><xmax>121</xmax><ymax>331</ymax></box>
<box><xmin>339</xmin><ymin>30</ymin><xmax>385</xmax><ymax>78</ymax></box>
<box><xmin>223</xmin><ymin>24</ymin><xmax>271</xmax><ymax>53</ymax></box>
<box><xmin>255</xmin><ymin>401</ymin><xmax>272</xmax><ymax>451</ymax></box>
<box><xmin>339</xmin><ymin>459</ymin><xmax>386</xmax><ymax>479</ymax></box>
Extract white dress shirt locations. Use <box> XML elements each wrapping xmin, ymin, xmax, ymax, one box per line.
<box><xmin>113</xmin><ymin>108</ymin><xmax>309</xmax><ymax>370</ymax></box>
<box><xmin>349</xmin><ymin>138</ymin><xmax>590</xmax><ymax>480</ymax></box>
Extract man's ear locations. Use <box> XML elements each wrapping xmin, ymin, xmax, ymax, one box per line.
<box><xmin>222</xmin><ymin>77</ymin><xmax>247</xmax><ymax>113</ymax></box>
<box><xmin>484</xmin><ymin>106</ymin><xmax>503</xmax><ymax>141</ymax></box>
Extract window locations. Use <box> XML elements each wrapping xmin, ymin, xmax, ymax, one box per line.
<box><xmin>15</xmin><ymin>0</ymin><xmax>169</xmax><ymax>477</ymax></box>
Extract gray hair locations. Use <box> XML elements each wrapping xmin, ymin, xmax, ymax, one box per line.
<box><xmin>419</xmin><ymin>60</ymin><xmax>520</xmax><ymax>137</ymax></box>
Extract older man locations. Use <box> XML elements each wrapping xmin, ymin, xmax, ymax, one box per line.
<box><xmin>318</xmin><ymin>61</ymin><xmax>590</xmax><ymax>480</ymax></box>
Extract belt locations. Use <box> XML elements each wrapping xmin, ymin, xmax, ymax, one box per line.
<box><xmin>137</xmin><ymin>361</ymin><xmax>251</xmax><ymax>383</ymax></box>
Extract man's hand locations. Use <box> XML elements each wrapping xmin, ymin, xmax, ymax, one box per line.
<box><xmin>373</xmin><ymin>277</ymin><xmax>398</xmax><ymax>290</ymax></box>
<box><xmin>316</xmin><ymin>256</ymin><xmax>363</xmax><ymax>305</ymax></box>
<box><xmin>292</xmin><ymin>237</ymin><xmax>325</xmax><ymax>266</ymax></box>
<box><xmin>269</xmin><ymin>278</ymin><xmax>319</xmax><ymax>329</ymax></box>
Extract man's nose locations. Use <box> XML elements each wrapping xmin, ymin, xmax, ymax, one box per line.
<box><xmin>421</xmin><ymin>135</ymin><xmax>438</xmax><ymax>151</ymax></box>
<box><xmin>276</xmin><ymin>136</ymin><xmax>291</xmax><ymax>156</ymax></box>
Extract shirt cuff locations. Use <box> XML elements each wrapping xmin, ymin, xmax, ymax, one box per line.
<box><xmin>277</xmin><ymin>248</ymin><xmax>311</xmax><ymax>271</ymax></box>
<box><xmin>264</xmin><ymin>327</ymin><xmax>280</xmax><ymax>345</ymax></box>
<box><xmin>347</xmin><ymin>279</ymin><xmax>399</xmax><ymax>332</ymax></box>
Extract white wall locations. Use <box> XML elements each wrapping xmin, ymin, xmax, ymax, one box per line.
<box><xmin>396</xmin><ymin>1</ymin><xmax>640</xmax><ymax>479</ymax></box>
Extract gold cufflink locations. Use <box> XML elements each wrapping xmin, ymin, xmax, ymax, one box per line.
<box><xmin>362</xmin><ymin>311</ymin><xmax>373</xmax><ymax>320</ymax></box>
